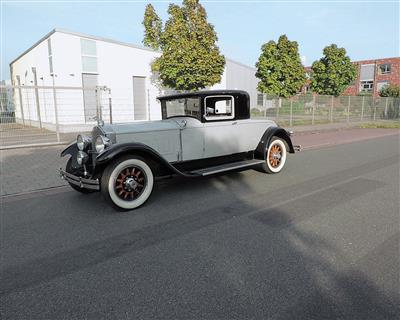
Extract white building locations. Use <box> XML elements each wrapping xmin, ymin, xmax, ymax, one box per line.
<box><xmin>10</xmin><ymin>28</ymin><xmax>259</xmax><ymax>132</ymax></box>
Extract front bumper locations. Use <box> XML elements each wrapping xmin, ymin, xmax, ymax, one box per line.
<box><xmin>59</xmin><ymin>169</ymin><xmax>100</xmax><ymax>190</ymax></box>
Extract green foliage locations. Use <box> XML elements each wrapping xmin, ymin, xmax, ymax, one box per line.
<box><xmin>310</xmin><ymin>44</ymin><xmax>357</xmax><ymax>96</ymax></box>
<box><xmin>153</xmin><ymin>0</ymin><xmax>225</xmax><ymax>91</ymax></box>
<box><xmin>379</xmin><ymin>84</ymin><xmax>400</xmax><ymax>97</ymax></box>
<box><xmin>255</xmin><ymin>35</ymin><xmax>306</xmax><ymax>98</ymax></box>
<box><xmin>142</xmin><ymin>4</ymin><xmax>162</xmax><ymax>50</ymax></box>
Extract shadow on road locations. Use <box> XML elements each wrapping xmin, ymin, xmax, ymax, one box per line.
<box><xmin>1</xmin><ymin>160</ymin><xmax>399</xmax><ymax>319</ymax></box>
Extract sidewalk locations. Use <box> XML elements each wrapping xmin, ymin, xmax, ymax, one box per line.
<box><xmin>1</xmin><ymin>125</ymin><xmax>398</xmax><ymax>196</ymax></box>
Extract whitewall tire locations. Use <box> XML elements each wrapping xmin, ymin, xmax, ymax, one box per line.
<box><xmin>260</xmin><ymin>137</ymin><xmax>287</xmax><ymax>174</ymax></box>
<box><xmin>101</xmin><ymin>156</ymin><xmax>154</xmax><ymax>210</ymax></box>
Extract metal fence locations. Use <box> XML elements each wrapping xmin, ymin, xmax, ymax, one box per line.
<box><xmin>1</xmin><ymin>85</ymin><xmax>399</xmax><ymax>149</ymax></box>
<box><xmin>253</xmin><ymin>94</ymin><xmax>400</xmax><ymax>126</ymax></box>
<box><xmin>0</xmin><ymin>85</ymin><xmax>148</xmax><ymax>148</ymax></box>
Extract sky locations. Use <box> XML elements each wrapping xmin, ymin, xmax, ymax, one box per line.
<box><xmin>1</xmin><ymin>0</ymin><xmax>399</xmax><ymax>80</ymax></box>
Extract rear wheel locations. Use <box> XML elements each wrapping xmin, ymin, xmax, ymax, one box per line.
<box><xmin>101</xmin><ymin>155</ymin><xmax>154</xmax><ymax>210</ymax></box>
<box><xmin>259</xmin><ymin>137</ymin><xmax>287</xmax><ymax>174</ymax></box>
<box><xmin>66</xmin><ymin>158</ymin><xmax>95</xmax><ymax>193</ymax></box>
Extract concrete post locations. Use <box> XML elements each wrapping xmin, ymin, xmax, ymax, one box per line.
<box><xmin>384</xmin><ymin>97</ymin><xmax>389</xmax><ymax>119</ymax></box>
<box><xmin>32</xmin><ymin>67</ymin><xmax>42</xmax><ymax>128</ymax></box>
<box><xmin>16</xmin><ymin>76</ymin><xmax>25</xmax><ymax>125</ymax></box>
<box><xmin>51</xmin><ymin>75</ymin><xmax>60</xmax><ymax>142</ymax></box>
<box><xmin>347</xmin><ymin>95</ymin><xmax>350</xmax><ymax>123</ymax></box>
<box><xmin>108</xmin><ymin>88</ymin><xmax>113</xmax><ymax>124</ymax></box>
<box><xmin>289</xmin><ymin>99</ymin><xmax>293</xmax><ymax>126</ymax></box>
<box><xmin>361</xmin><ymin>95</ymin><xmax>364</xmax><ymax>121</ymax></box>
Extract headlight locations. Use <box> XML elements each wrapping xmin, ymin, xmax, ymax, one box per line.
<box><xmin>95</xmin><ymin>135</ymin><xmax>110</xmax><ymax>153</ymax></box>
<box><xmin>77</xmin><ymin>151</ymin><xmax>89</xmax><ymax>165</ymax></box>
<box><xmin>77</xmin><ymin>134</ymin><xmax>91</xmax><ymax>151</ymax></box>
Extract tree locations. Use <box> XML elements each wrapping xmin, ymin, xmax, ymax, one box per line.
<box><xmin>153</xmin><ymin>0</ymin><xmax>225</xmax><ymax>91</ymax></box>
<box><xmin>142</xmin><ymin>4</ymin><xmax>162</xmax><ymax>50</ymax></box>
<box><xmin>255</xmin><ymin>35</ymin><xmax>306</xmax><ymax>98</ymax></box>
<box><xmin>310</xmin><ymin>44</ymin><xmax>356</xmax><ymax>96</ymax></box>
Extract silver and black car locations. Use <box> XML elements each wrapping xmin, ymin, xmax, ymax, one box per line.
<box><xmin>60</xmin><ymin>90</ymin><xmax>299</xmax><ymax>210</ymax></box>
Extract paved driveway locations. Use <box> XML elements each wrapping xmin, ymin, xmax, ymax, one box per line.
<box><xmin>1</xmin><ymin>134</ymin><xmax>399</xmax><ymax>319</ymax></box>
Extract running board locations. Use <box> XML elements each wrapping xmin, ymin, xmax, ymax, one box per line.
<box><xmin>190</xmin><ymin>159</ymin><xmax>265</xmax><ymax>176</ymax></box>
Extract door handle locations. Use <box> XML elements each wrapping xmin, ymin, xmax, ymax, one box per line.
<box><xmin>232</xmin><ymin>121</ymin><xmax>237</xmax><ymax>125</ymax></box>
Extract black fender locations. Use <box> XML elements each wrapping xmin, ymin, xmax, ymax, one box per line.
<box><xmin>254</xmin><ymin>127</ymin><xmax>295</xmax><ymax>159</ymax></box>
<box><xmin>61</xmin><ymin>142</ymin><xmax>78</xmax><ymax>157</ymax></box>
<box><xmin>60</xmin><ymin>142</ymin><xmax>82</xmax><ymax>169</ymax></box>
<box><xmin>95</xmin><ymin>143</ymin><xmax>200</xmax><ymax>178</ymax></box>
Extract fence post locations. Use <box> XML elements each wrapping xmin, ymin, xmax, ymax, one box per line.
<box><xmin>263</xmin><ymin>94</ymin><xmax>267</xmax><ymax>118</ymax></box>
<box><xmin>276</xmin><ymin>97</ymin><xmax>280</xmax><ymax>122</ymax></box>
<box><xmin>330</xmin><ymin>96</ymin><xmax>334</xmax><ymax>123</ymax></box>
<box><xmin>32</xmin><ymin>67</ymin><xmax>42</xmax><ymax>129</ymax></box>
<box><xmin>95</xmin><ymin>87</ymin><xmax>101</xmax><ymax>122</ymax></box>
<box><xmin>51</xmin><ymin>76</ymin><xmax>60</xmax><ymax>142</ymax></box>
<box><xmin>384</xmin><ymin>97</ymin><xmax>389</xmax><ymax>119</ymax></box>
<box><xmin>361</xmin><ymin>95</ymin><xmax>364</xmax><ymax>121</ymax></box>
<box><xmin>16</xmin><ymin>76</ymin><xmax>25</xmax><ymax>125</ymax></box>
<box><xmin>289</xmin><ymin>98</ymin><xmax>293</xmax><ymax>126</ymax></box>
<box><xmin>347</xmin><ymin>95</ymin><xmax>350</xmax><ymax>123</ymax></box>
<box><xmin>108</xmin><ymin>88</ymin><xmax>113</xmax><ymax>124</ymax></box>
<box><xmin>373</xmin><ymin>96</ymin><xmax>377</xmax><ymax>121</ymax></box>
<box><xmin>311</xmin><ymin>97</ymin><xmax>315</xmax><ymax>125</ymax></box>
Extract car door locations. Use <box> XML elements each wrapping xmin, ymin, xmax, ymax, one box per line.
<box><xmin>203</xmin><ymin>95</ymin><xmax>244</xmax><ymax>158</ymax></box>
<box><xmin>168</xmin><ymin>97</ymin><xmax>205</xmax><ymax>162</ymax></box>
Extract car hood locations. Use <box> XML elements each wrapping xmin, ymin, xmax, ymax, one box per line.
<box><xmin>101</xmin><ymin>120</ymin><xmax>180</xmax><ymax>136</ymax></box>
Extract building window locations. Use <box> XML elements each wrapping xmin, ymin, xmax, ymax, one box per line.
<box><xmin>81</xmin><ymin>38</ymin><xmax>98</xmax><ymax>73</ymax></box>
<box><xmin>360</xmin><ymin>80</ymin><xmax>374</xmax><ymax>92</ymax></box>
<box><xmin>47</xmin><ymin>38</ymin><xmax>53</xmax><ymax>74</ymax></box>
<box><xmin>379</xmin><ymin>64</ymin><xmax>391</xmax><ymax>74</ymax></box>
<box><xmin>360</xmin><ymin>64</ymin><xmax>375</xmax><ymax>81</ymax></box>
<box><xmin>377</xmin><ymin>81</ymin><xmax>389</xmax><ymax>92</ymax></box>
<box><xmin>257</xmin><ymin>93</ymin><xmax>264</xmax><ymax>106</ymax></box>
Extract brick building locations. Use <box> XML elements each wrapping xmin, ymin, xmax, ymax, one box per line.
<box><xmin>303</xmin><ymin>57</ymin><xmax>400</xmax><ymax>96</ymax></box>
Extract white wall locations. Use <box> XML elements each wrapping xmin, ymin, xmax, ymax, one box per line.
<box><xmin>10</xmin><ymin>30</ymin><xmax>260</xmax><ymax>131</ymax></box>
<box><xmin>225</xmin><ymin>59</ymin><xmax>259</xmax><ymax>107</ymax></box>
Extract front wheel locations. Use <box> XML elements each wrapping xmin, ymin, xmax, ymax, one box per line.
<box><xmin>259</xmin><ymin>137</ymin><xmax>287</xmax><ymax>174</ymax></box>
<box><xmin>101</xmin><ymin>155</ymin><xmax>154</xmax><ymax>210</ymax></box>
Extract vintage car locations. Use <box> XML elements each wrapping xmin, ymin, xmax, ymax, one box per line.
<box><xmin>60</xmin><ymin>90</ymin><xmax>300</xmax><ymax>210</ymax></box>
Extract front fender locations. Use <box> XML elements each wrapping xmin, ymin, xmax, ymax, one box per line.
<box><xmin>61</xmin><ymin>142</ymin><xmax>78</xmax><ymax>157</ymax></box>
<box><xmin>96</xmin><ymin>143</ymin><xmax>199</xmax><ymax>178</ymax></box>
<box><xmin>254</xmin><ymin>127</ymin><xmax>295</xmax><ymax>159</ymax></box>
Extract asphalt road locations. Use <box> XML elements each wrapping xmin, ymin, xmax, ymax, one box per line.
<box><xmin>1</xmin><ymin>134</ymin><xmax>399</xmax><ymax>320</ymax></box>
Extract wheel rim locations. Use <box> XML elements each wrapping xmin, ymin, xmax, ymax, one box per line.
<box><xmin>114</xmin><ymin>166</ymin><xmax>147</xmax><ymax>201</ymax></box>
<box><xmin>268</xmin><ymin>144</ymin><xmax>282</xmax><ymax>168</ymax></box>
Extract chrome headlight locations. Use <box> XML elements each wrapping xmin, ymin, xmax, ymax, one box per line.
<box><xmin>95</xmin><ymin>135</ymin><xmax>110</xmax><ymax>153</ymax></box>
<box><xmin>77</xmin><ymin>151</ymin><xmax>89</xmax><ymax>165</ymax></box>
<box><xmin>77</xmin><ymin>134</ymin><xmax>91</xmax><ymax>151</ymax></box>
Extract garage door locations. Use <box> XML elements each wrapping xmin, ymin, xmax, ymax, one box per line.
<box><xmin>133</xmin><ymin>76</ymin><xmax>147</xmax><ymax>120</ymax></box>
<box><xmin>82</xmin><ymin>74</ymin><xmax>98</xmax><ymax>122</ymax></box>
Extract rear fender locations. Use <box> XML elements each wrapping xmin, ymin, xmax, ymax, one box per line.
<box><xmin>254</xmin><ymin>127</ymin><xmax>295</xmax><ymax>159</ymax></box>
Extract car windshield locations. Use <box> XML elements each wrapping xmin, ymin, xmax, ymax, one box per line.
<box><xmin>161</xmin><ymin>97</ymin><xmax>201</xmax><ymax>120</ymax></box>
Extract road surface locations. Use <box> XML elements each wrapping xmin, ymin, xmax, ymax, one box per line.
<box><xmin>1</xmin><ymin>134</ymin><xmax>399</xmax><ymax>319</ymax></box>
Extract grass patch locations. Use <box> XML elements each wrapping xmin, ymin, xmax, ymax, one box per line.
<box><xmin>358</xmin><ymin>121</ymin><xmax>400</xmax><ymax>129</ymax></box>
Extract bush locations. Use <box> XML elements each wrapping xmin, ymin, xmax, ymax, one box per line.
<box><xmin>379</xmin><ymin>84</ymin><xmax>400</xmax><ymax>98</ymax></box>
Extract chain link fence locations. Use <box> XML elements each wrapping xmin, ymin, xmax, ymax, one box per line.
<box><xmin>1</xmin><ymin>85</ymin><xmax>399</xmax><ymax>149</ymax></box>
<box><xmin>252</xmin><ymin>93</ymin><xmax>400</xmax><ymax>126</ymax></box>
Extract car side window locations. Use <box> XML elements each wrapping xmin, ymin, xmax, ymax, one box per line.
<box><xmin>204</xmin><ymin>96</ymin><xmax>235</xmax><ymax>121</ymax></box>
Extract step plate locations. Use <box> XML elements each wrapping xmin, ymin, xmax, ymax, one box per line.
<box><xmin>190</xmin><ymin>159</ymin><xmax>265</xmax><ymax>176</ymax></box>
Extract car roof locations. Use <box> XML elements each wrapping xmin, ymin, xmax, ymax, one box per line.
<box><xmin>157</xmin><ymin>90</ymin><xmax>249</xmax><ymax>101</ymax></box>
